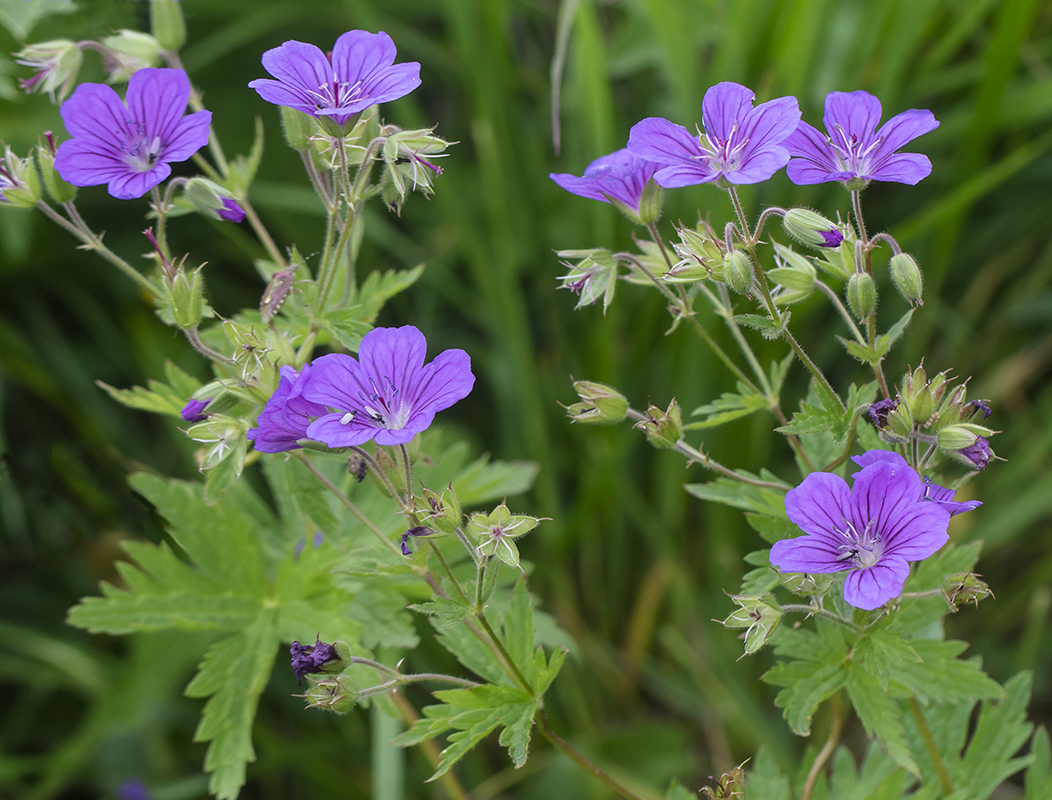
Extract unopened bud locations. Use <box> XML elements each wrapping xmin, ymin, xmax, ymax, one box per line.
<box><xmin>945</xmin><ymin>573</ymin><xmax>993</xmax><ymax>609</ymax></box>
<box><xmin>183</xmin><ymin>178</ymin><xmax>245</xmax><ymax>223</ymax></box>
<box><xmin>724</xmin><ymin>250</ymin><xmax>753</xmax><ymax>295</ymax></box>
<box><xmin>169</xmin><ymin>269</ymin><xmax>204</xmax><ymax>329</ymax></box>
<box><xmin>100</xmin><ymin>30</ymin><xmax>162</xmax><ymax>82</ymax></box>
<box><xmin>36</xmin><ymin>138</ymin><xmax>76</xmax><ymax>203</ymax></box>
<box><xmin>936</xmin><ymin>425</ymin><xmax>980</xmax><ymax>451</ymax></box>
<box><xmin>565</xmin><ymin>380</ymin><xmax>629</xmax><ymax>424</ymax></box>
<box><xmin>846</xmin><ymin>272</ymin><xmax>876</xmax><ymax>320</ymax></box>
<box><xmin>633</xmin><ymin>178</ymin><xmax>663</xmax><ymax>225</ymax></box>
<box><xmin>150</xmin><ymin>0</ymin><xmax>186</xmax><ymax>52</ymax></box>
<box><xmin>421</xmin><ymin>485</ymin><xmax>462</xmax><ymax>534</ymax></box>
<box><xmin>634</xmin><ymin>399</ymin><xmax>682</xmax><ymax>449</ymax></box>
<box><xmin>889</xmin><ymin>253</ymin><xmax>924</xmax><ymax>306</ymax></box>
<box><xmin>782</xmin><ymin>208</ymin><xmax>844</xmax><ymax>249</ymax></box>
<box><xmin>948</xmin><ymin>436</ymin><xmax>993</xmax><ymax>471</ymax></box>
<box><xmin>280</xmin><ymin>106</ymin><xmax>316</xmax><ymax>151</ymax></box>
<box><xmin>303</xmin><ymin>676</ymin><xmax>360</xmax><ymax>713</ymax></box>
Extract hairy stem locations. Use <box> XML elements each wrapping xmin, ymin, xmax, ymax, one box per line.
<box><xmin>184</xmin><ymin>328</ymin><xmax>235</xmax><ymax>365</ymax></box>
<box><xmin>909</xmin><ymin>697</ymin><xmax>954</xmax><ymax>794</ymax></box>
<box><xmin>801</xmin><ymin>693</ymin><xmax>843</xmax><ymax>800</ymax></box>
<box><xmin>535</xmin><ymin>711</ymin><xmax>644</xmax><ymax>800</ymax></box>
<box><xmin>780</xmin><ymin>604</ymin><xmax>862</xmax><ymax>633</ymax></box>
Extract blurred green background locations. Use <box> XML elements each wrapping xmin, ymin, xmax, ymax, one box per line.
<box><xmin>2</xmin><ymin>0</ymin><xmax>1052</xmax><ymax>797</ymax></box>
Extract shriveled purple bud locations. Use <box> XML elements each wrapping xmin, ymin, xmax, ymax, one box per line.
<box><xmin>181</xmin><ymin>398</ymin><xmax>210</xmax><ymax>422</ymax></box>
<box><xmin>290</xmin><ymin>639</ymin><xmax>341</xmax><ymax>684</ymax></box>
<box><xmin>868</xmin><ymin>397</ymin><xmax>898</xmax><ymax>429</ymax></box>
<box><xmin>958</xmin><ymin>437</ymin><xmax>991</xmax><ymax>471</ymax></box>
<box><xmin>964</xmin><ymin>399</ymin><xmax>992</xmax><ymax>420</ymax></box>
<box><xmin>400</xmin><ymin>526</ymin><xmax>432</xmax><ymax>556</ymax></box>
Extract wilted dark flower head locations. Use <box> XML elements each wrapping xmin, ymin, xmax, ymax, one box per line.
<box><xmin>868</xmin><ymin>397</ymin><xmax>899</xmax><ymax>429</ymax></box>
<box><xmin>290</xmin><ymin>639</ymin><xmax>339</xmax><ymax>684</ymax></box>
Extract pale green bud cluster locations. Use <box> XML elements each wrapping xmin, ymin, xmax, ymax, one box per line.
<box><xmin>99</xmin><ymin>30</ymin><xmax>163</xmax><ymax>82</ymax></box>
<box><xmin>14</xmin><ymin>40</ymin><xmax>83</xmax><ymax>101</ymax></box>
<box><xmin>421</xmin><ymin>485</ymin><xmax>462</xmax><ymax>534</ymax></box>
<box><xmin>633</xmin><ymin>399</ymin><xmax>683</xmax><ymax>449</ymax></box>
<box><xmin>668</xmin><ymin>223</ymin><xmax>725</xmax><ymax>283</ymax></box>
<box><xmin>556</xmin><ymin>249</ymin><xmax>619</xmax><ymax>312</ymax></box>
<box><xmin>467</xmin><ymin>502</ymin><xmax>542</xmax><ymax>568</ymax></box>
<box><xmin>381</xmin><ymin>127</ymin><xmax>452</xmax><ymax>210</ymax></box>
<box><xmin>720</xmin><ymin>594</ymin><xmax>782</xmax><ymax>656</ymax></box>
<box><xmin>565</xmin><ymin>380</ymin><xmax>629</xmax><ymax>425</ymax></box>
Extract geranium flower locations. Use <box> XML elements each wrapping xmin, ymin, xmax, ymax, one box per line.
<box><xmin>247</xmin><ymin>365</ymin><xmax>328</xmax><ymax>453</ymax></box>
<box><xmin>53</xmin><ymin>68</ymin><xmax>210</xmax><ymax>200</ymax></box>
<box><xmin>248</xmin><ymin>30</ymin><xmax>420</xmax><ymax>128</ymax></box>
<box><xmin>786</xmin><ymin>90</ymin><xmax>939</xmax><ymax>187</ymax></box>
<box><xmin>626</xmin><ymin>81</ymin><xmax>800</xmax><ymax>186</ymax></box>
<box><xmin>852</xmin><ymin>450</ymin><xmax>981</xmax><ymax>516</ymax></box>
<box><xmin>301</xmin><ymin>325</ymin><xmax>474</xmax><ymax>447</ymax></box>
<box><xmin>770</xmin><ymin>454</ymin><xmax>952</xmax><ymax>610</ymax></box>
<box><xmin>550</xmin><ymin>148</ymin><xmax>658</xmax><ymax>221</ymax></box>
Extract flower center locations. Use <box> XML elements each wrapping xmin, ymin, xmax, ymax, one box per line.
<box><xmin>309</xmin><ymin>77</ymin><xmax>365</xmax><ymax>112</ymax></box>
<box><xmin>119</xmin><ymin>120</ymin><xmax>162</xmax><ymax>173</ymax></box>
<box><xmin>695</xmin><ymin>124</ymin><xmax>750</xmax><ymax>173</ymax></box>
<box><xmin>355</xmin><ymin>375</ymin><xmax>409</xmax><ymax>430</ymax></box>
<box><xmin>829</xmin><ymin>124</ymin><xmax>883</xmax><ymax>177</ymax></box>
<box><xmin>833</xmin><ymin>517</ymin><xmax>883</xmax><ymax>570</ymax></box>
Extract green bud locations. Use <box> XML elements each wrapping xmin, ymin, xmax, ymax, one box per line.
<box><xmin>846</xmin><ymin>272</ymin><xmax>876</xmax><ymax>320</ymax></box>
<box><xmin>169</xmin><ymin>269</ymin><xmax>204</xmax><ymax>329</ymax></box>
<box><xmin>0</xmin><ymin>145</ymin><xmax>42</xmax><ymax>208</ymax></box>
<box><xmin>36</xmin><ymin>140</ymin><xmax>76</xmax><ymax>203</ymax></box>
<box><xmin>182</xmin><ymin>177</ymin><xmax>244</xmax><ymax>222</ymax></box>
<box><xmin>633</xmin><ymin>399</ymin><xmax>683</xmax><ymax>449</ymax></box>
<box><xmin>150</xmin><ymin>0</ymin><xmax>186</xmax><ymax>52</ymax></box>
<box><xmin>889</xmin><ymin>253</ymin><xmax>923</xmax><ymax>306</ymax></box>
<box><xmin>936</xmin><ymin>425</ymin><xmax>979</xmax><ymax>451</ymax></box>
<box><xmin>671</xmin><ymin>224</ymin><xmax>724</xmax><ymax>282</ymax></box>
<box><xmin>14</xmin><ymin>40</ymin><xmax>83</xmax><ymax>101</ymax></box>
<box><xmin>723</xmin><ymin>250</ymin><xmax>754</xmax><ymax>295</ymax></box>
<box><xmin>945</xmin><ymin>573</ymin><xmax>994</xmax><ymax>609</ymax></box>
<box><xmin>782</xmin><ymin>208</ymin><xmax>844</xmax><ymax>250</ymax></box>
<box><xmin>721</xmin><ymin>594</ymin><xmax>782</xmax><ymax>656</ymax></box>
<box><xmin>421</xmin><ymin>485</ymin><xmax>462</xmax><ymax>534</ymax></box>
<box><xmin>565</xmin><ymin>380</ymin><xmax>629</xmax><ymax>424</ymax></box>
<box><xmin>100</xmin><ymin>30</ymin><xmax>162</xmax><ymax>82</ymax></box>
<box><xmin>304</xmin><ymin>675</ymin><xmax>359</xmax><ymax>714</ymax></box>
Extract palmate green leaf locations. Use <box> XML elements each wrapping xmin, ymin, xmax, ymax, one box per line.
<box><xmin>502</xmin><ymin>578</ymin><xmax>538</xmax><ymax>685</ymax></box>
<box><xmin>766</xmin><ymin>660</ymin><xmax>847</xmax><ymax>736</ymax></box>
<box><xmin>685</xmin><ymin>473</ymin><xmax>788</xmax><ymax>515</ymax></box>
<box><xmin>685</xmin><ymin>391</ymin><xmax>768</xmax><ymax>430</ymax></box>
<box><xmin>890</xmin><ymin>639</ymin><xmax>1004</xmax><ymax>705</ymax></box>
<box><xmin>828</xmin><ymin>742</ymin><xmax>905</xmax><ymax>800</ymax></box>
<box><xmin>854</xmin><ymin>629</ymin><xmax>922</xmax><ymax>691</ymax></box>
<box><xmin>185</xmin><ymin>610</ymin><xmax>279</xmax><ymax>800</ymax></box>
<box><xmin>96</xmin><ymin>378</ymin><xmax>189</xmax><ymax>418</ymax></box>
<box><xmin>452</xmin><ymin>453</ymin><xmax>539</xmax><ymax>506</ymax></box>
<box><xmin>845</xmin><ymin>664</ymin><xmax>920</xmax><ymax>776</ymax></box>
<box><xmin>433</xmin><ymin>619</ymin><xmax>507</xmax><ymax>685</ymax></box>
<box><xmin>955</xmin><ymin>672</ymin><xmax>1034</xmax><ymax>799</ymax></box>
<box><xmin>745</xmin><ymin>511</ymin><xmax>797</xmax><ymax>544</ymax></box>
<box><xmin>352</xmin><ymin>263</ymin><xmax>426</xmax><ymax>321</ymax></box>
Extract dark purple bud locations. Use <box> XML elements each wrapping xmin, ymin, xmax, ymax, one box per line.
<box><xmin>964</xmin><ymin>399</ymin><xmax>991</xmax><ymax>419</ymax></box>
<box><xmin>959</xmin><ymin>437</ymin><xmax>991</xmax><ymax>471</ymax></box>
<box><xmin>290</xmin><ymin>638</ymin><xmax>340</xmax><ymax>684</ymax></box>
<box><xmin>181</xmin><ymin>397</ymin><xmax>210</xmax><ymax>422</ymax></box>
<box><xmin>819</xmin><ymin>228</ymin><xmax>844</xmax><ymax>248</ymax></box>
<box><xmin>217</xmin><ymin>197</ymin><xmax>246</xmax><ymax>223</ymax></box>
<box><xmin>400</xmin><ymin>525</ymin><xmax>431</xmax><ymax>556</ymax></box>
<box><xmin>868</xmin><ymin>397</ymin><xmax>898</xmax><ymax>429</ymax></box>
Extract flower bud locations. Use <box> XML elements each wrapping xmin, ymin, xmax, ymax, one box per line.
<box><xmin>99</xmin><ymin>30</ymin><xmax>162</xmax><ymax>82</ymax></box>
<box><xmin>303</xmin><ymin>676</ymin><xmax>360</xmax><ymax>714</ymax></box>
<box><xmin>670</xmin><ymin>224</ymin><xmax>724</xmax><ymax>283</ymax></box>
<box><xmin>557</xmin><ymin>249</ymin><xmax>618</xmax><ymax>312</ymax></box>
<box><xmin>949</xmin><ymin>436</ymin><xmax>993</xmax><ymax>471</ymax></box>
<box><xmin>169</xmin><ymin>268</ymin><xmax>204</xmax><ymax>329</ymax></box>
<box><xmin>36</xmin><ymin>136</ymin><xmax>77</xmax><ymax>203</ymax></box>
<box><xmin>182</xmin><ymin>178</ymin><xmax>245</xmax><ymax>223</ymax></box>
<box><xmin>633</xmin><ymin>399</ymin><xmax>683</xmax><ymax>449</ymax></box>
<box><xmin>565</xmin><ymin>380</ymin><xmax>629</xmax><ymax>424</ymax></box>
<box><xmin>846</xmin><ymin>272</ymin><xmax>876</xmax><ymax>320</ymax></box>
<box><xmin>0</xmin><ymin>145</ymin><xmax>42</xmax><ymax>208</ymax></box>
<box><xmin>723</xmin><ymin>250</ymin><xmax>753</xmax><ymax>295</ymax></box>
<box><xmin>945</xmin><ymin>573</ymin><xmax>994</xmax><ymax>609</ymax></box>
<box><xmin>150</xmin><ymin>0</ymin><xmax>187</xmax><ymax>52</ymax></box>
<box><xmin>889</xmin><ymin>253</ymin><xmax>924</xmax><ymax>306</ymax></box>
<box><xmin>720</xmin><ymin>594</ymin><xmax>782</xmax><ymax>656</ymax></box>
<box><xmin>782</xmin><ymin>208</ymin><xmax>844</xmax><ymax>249</ymax></box>
<box><xmin>936</xmin><ymin>425</ymin><xmax>980</xmax><ymax>451</ymax></box>
<box><xmin>421</xmin><ymin>485</ymin><xmax>462</xmax><ymax>534</ymax></box>
<box><xmin>15</xmin><ymin>40</ymin><xmax>83</xmax><ymax>101</ymax></box>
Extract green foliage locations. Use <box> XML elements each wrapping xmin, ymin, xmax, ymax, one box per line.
<box><xmin>686</xmin><ymin>389</ymin><xmax>769</xmax><ymax>430</ymax></box>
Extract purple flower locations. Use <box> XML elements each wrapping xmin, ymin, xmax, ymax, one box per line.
<box><xmin>771</xmin><ymin>455</ymin><xmax>951</xmax><ymax>610</ymax></box>
<box><xmin>626</xmin><ymin>82</ymin><xmax>800</xmax><ymax>187</ymax></box>
<box><xmin>217</xmin><ymin>197</ymin><xmax>245</xmax><ymax>223</ymax></box>
<box><xmin>852</xmin><ymin>450</ymin><xmax>981</xmax><ymax>516</ymax></box>
<box><xmin>786</xmin><ymin>90</ymin><xmax>939</xmax><ymax>187</ymax></box>
<box><xmin>247</xmin><ymin>365</ymin><xmax>328</xmax><ymax>453</ymax></box>
<box><xmin>180</xmin><ymin>397</ymin><xmax>209</xmax><ymax>422</ymax></box>
<box><xmin>290</xmin><ymin>639</ymin><xmax>339</xmax><ymax>684</ymax></box>
<box><xmin>54</xmin><ymin>68</ymin><xmax>211</xmax><ymax>200</ymax></box>
<box><xmin>964</xmin><ymin>399</ymin><xmax>992</xmax><ymax>420</ymax></box>
<box><xmin>550</xmin><ymin>148</ymin><xmax>658</xmax><ymax>217</ymax></box>
<box><xmin>301</xmin><ymin>325</ymin><xmax>474</xmax><ymax>447</ymax></box>
<box><xmin>248</xmin><ymin>30</ymin><xmax>420</xmax><ymax>129</ymax></box>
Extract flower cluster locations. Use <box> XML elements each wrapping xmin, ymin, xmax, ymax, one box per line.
<box><xmin>770</xmin><ymin>449</ymin><xmax>978</xmax><ymax>610</ymax></box>
<box><xmin>248</xmin><ymin>326</ymin><xmax>475</xmax><ymax>452</ymax></box>
<box><xmin>551</xmin><ymin>82</ymin><xmax>939</xmax><ymax>208</ymax></box>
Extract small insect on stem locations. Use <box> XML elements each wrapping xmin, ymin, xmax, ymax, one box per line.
<box><xmin>260</xmin><ymin>259</ymin><xmax>302</xmax><ymax>323</ymax></box>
